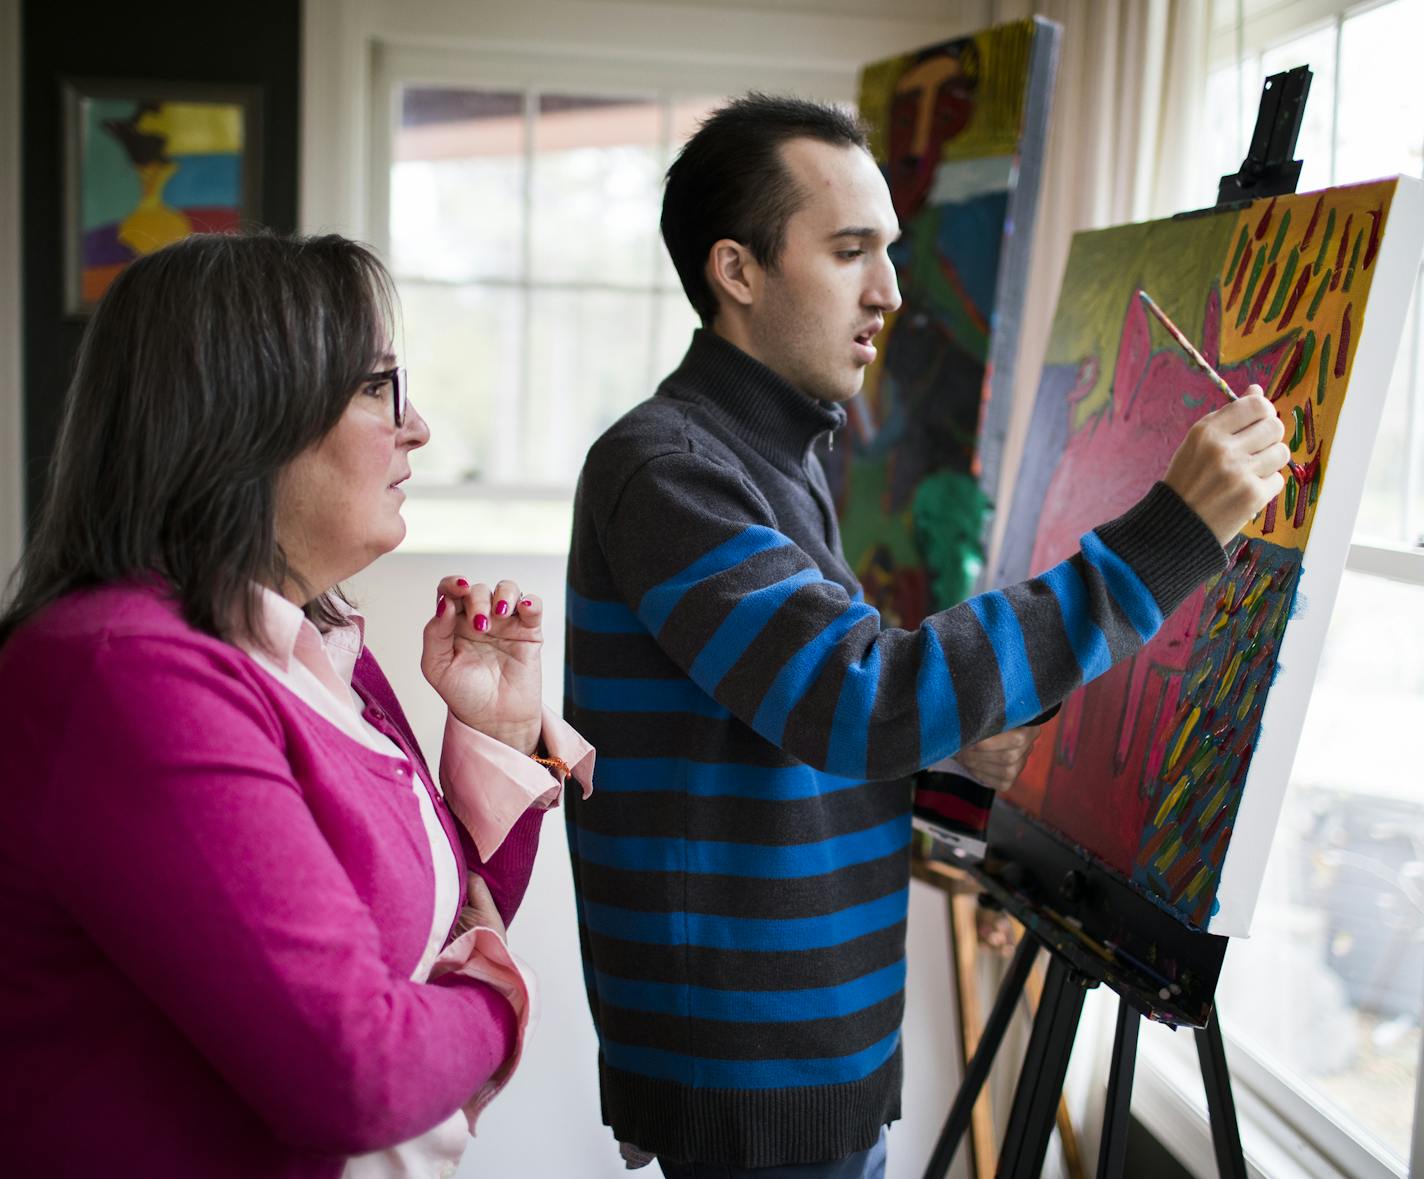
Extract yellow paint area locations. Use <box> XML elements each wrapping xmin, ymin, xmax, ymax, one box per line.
<box><xmin>1166</xmin><ymin>705</ymin><xmax>1200</xmax><ymax>772</ymax></box>
<box><xmin>117</xmin><ymin>161</ymin><xmax>192</xmax><ymax>256</ymax></box>
<box><xmin>857</xmin><ymin>19</ymin><xmax>1036</xmax><ymax>165</ymax></box>
<box><xmin>1220</xmin><ymin>180</ymin><xmax>1398</xmax><ymax>548</ymax></box>
<box><xmin>1154</xmin><ymin>774</ymin><xmax>1191</xmax><ymax>827</ymax></box>
<box><xmin>135</xmin><ymin>102</ymin><xmax>244</xmax><ymax>156</ymax></box>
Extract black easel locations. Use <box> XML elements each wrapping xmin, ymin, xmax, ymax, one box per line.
<box><xmin>921</xmin><ymin>929</ymin><xmax>1247</xmax><ymax>1179</ymax></box>
<box><xmin>922</xmin><ymin>65</ymin><xmax>1313</xmax><ymax>1179</ymax></box>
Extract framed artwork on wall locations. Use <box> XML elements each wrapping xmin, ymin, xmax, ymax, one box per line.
<box><xmin>62</xmin><ymin>78</ymin><xmax>262</xmax><ymax>315</ymax></box>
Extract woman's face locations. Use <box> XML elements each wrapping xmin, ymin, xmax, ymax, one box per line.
<box><xmin>275</xmin><ymin>355</ymin><xmax>430</xmax><ymax>598</ymax></box>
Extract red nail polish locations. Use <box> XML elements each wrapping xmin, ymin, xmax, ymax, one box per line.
<box><xmin>495</xmin><ymin>600</ymin><xmax>510</xmax><ymax>616</ymax></box>
<box><xmin>474</xmin><ymin>614</ymin><xmax>488</xmax><ymax>631</ymax></box>
<box><xmin>436</xmin><ymin>596</ymin><xmax>446</xmax><ymax>617</ymax></box>
<box><xmin>520</xmin><ymin>598</ymin><xmax>533</xmax><ymax>608</ymax></box>
<box><xmin>456</xmin><ymin>578</ymin><xmax>468</xmax><ymax>588</ymax></box>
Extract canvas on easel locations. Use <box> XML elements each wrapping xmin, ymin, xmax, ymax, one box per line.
<box><xmin>992</xmin><ymin>176</ymin><xmax>1424</xmax><ymax>935</ymax></box>
<box><xmin>827</xmin><ymin>17</ymin><xmax>1059</xmax><ymax>627</ymax></box>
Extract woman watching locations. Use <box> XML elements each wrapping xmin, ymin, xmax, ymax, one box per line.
<box><xmin>0</xmin><ymin>231</ymin><xmax>591</xmax><ymax>1177</ymax></box>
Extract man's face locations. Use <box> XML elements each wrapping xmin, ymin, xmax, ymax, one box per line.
<box><xmin>746</xmin><ymin>138</ymin><xmax>902</xmax><ymax>403</ymax></box>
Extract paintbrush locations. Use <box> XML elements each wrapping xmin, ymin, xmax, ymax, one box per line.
<box><xmin>1136</xmin><ymin>289</ymin><xmax>1303</xmax><ymax>481</ymax></box>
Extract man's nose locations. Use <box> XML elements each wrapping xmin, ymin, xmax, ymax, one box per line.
<box><xmin>867</xmin><ymin>262</ymin><xmax>902</xmax><ymax>314</ymax></box>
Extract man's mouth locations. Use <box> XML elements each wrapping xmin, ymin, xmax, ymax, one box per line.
<box><xmin>852</xmin><ymin>323</ymin><xmax>882</xmax><ymax>364</ymax></box>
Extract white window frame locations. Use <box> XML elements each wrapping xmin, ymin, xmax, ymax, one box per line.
<box><xmin>367</xmin><ymin>42</ymin><xmax>853</xmax><ymax>504</ymax></box>
<box><xmin>1135</xmin><ymin>3</ymin><xmax>1424</xmax><ymax>1177</ymax></box>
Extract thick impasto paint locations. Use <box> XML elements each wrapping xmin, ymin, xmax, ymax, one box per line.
<box><xmin>995</xmin><ymin>178</ymin><xmax>1423</xmax><ymax>933</ymax></box>
<box><xmin>827</xmin><ymin>19</ymin><xmax>1058</xmax><ymax>625</ymax></box>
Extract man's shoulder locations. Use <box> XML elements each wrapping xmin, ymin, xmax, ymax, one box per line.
<box><xmin>580</xmin><ymin>387</ymin><xmax>743</xmax><ymax>499</ymax></box>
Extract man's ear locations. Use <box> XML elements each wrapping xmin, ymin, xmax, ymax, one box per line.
<box><xmin>706</xmin><ymin>239</ymin><xmax>760</xmax><ymax>311</ymax></box>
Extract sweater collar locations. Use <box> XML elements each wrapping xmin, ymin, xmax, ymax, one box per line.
<box><xmin>660</xmin><ymin>329</ymin><xmax>846</xmax><ymax>468</ymax></box>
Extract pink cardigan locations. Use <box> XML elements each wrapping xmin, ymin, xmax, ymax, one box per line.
<box><xmin>0</xmin><ymin>583</ymin><xmax>544</xmax><ymax>1176</ymax></box>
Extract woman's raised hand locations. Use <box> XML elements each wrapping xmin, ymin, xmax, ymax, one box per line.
<box><xmin>421</xmin><ymin>577</ymin><xmax>543</xmax><ymax>755</ymax></box>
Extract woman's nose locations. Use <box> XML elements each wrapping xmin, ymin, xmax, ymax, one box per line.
<box><xmin>400</xmin><ymin>402</ymin><xmax>431</xmax><ymax>449</ymax></box>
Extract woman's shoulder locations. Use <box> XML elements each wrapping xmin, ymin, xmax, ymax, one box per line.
<box><xmin>11</xmin><ymin>579</ymin><xmax>218</xmax><ymax>647</ymax></box>
<box><xmin>2</xmin><ymin>580</ymin><xmax>257</xmax><ymax>693</ymax></box>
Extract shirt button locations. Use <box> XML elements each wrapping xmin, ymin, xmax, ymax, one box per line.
<box><xmin>368</xmin><ymin>707</ymin><xmax>385</xmax><ymax>722</ymax></box>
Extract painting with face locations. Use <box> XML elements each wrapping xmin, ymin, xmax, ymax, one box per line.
<box><xmin>994</xmin><ymin>177</ymin><xmax>1424</xmax><ymax>934</ymax></box>
<box><xmin>826</xmin><ymin>18</ymin><xmax>1060</xmax><ymax>626</ymax></box>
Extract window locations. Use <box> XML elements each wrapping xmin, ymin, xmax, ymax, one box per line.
<box><xmin>1199</xmin><ymin>0</ymin><xmax>1424</xmax><ymax>547</ymax></box>
<box><xmin>1143</xmin><ymin>3</ymin><xmax>1424</xmax><ymax>1176</ymax></box>
<box><xmin>383</xmin><ymin>80</ymin><xmax>716</xmax><ymax>549</ymax></box>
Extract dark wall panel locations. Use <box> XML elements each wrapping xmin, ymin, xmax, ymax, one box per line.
<box><xmin>20</xmin><ymin>0</ymin><xmax>301</xmax><ymax>517</ymax></box>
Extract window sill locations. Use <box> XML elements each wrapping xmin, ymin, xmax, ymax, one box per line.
<box><xmin>1135</xmin><ymin>1034</ymin><xmax>1403</xmax><ymax>1179</ymax></box>
<box><xmin>395</xmin><ymin>485</ymin><xmax>574</xmax><ymax>555</ymax></box>
<box><xmin>1346</xmin><ymin>540</ymin><xmax>1424</xmax><ymax>586</ymax></box>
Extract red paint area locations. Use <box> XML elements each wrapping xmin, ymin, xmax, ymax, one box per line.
<box><xmin>1006</xmin><ymin>286</ymin><xmax>1291</xmax><ymax>876</ymax></box>
<box><xmin>1299</xmin><ymin>195</ymin><xmax>1324</xmax><ymax>249</ymax></box>
<box><xmin>1335</xmin><ymin>303</ymin><xmax>1353</xmax><ymax>377</ymax></box>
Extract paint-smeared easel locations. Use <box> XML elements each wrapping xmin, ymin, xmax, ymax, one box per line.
<box><xmin>919</xmin><ymin>65</ymin><xmax>1314</xmax><ymax>1179</ymax></box>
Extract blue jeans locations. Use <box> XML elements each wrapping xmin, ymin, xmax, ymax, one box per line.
<box><xmin>657</xmin><ymin>1129</ymin><xmax>888</xmax><ymax>1179</ymax></box>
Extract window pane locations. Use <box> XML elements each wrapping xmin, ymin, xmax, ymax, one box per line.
<box><xmin>1358</xmin><ymin>270</ymin><xmax>1421</xmax><ymax>542</ymax></box>
<box><xmin>400</xmin><ymin>281</ymin><xmax>521</xmax><ymax>484</ymax></box>
<box><xmin>1199</xmin><ymin>59</ymin><xmax>1264</xmax><ymax>211</ymax></box>
<box><xmin>1216</xmin><ymin>569</ymin><xmax>1424</xmax><ymax>1166</ymax></box>
<box><xmin>525</xmin><ymin>290</ymin><xmax>653</xmax><ymax>482</ymax></box>
<box><xmin>1261</xmin><ymin>21</ymin><xmax>1337</xmax><ymax>194</ymax></box>
<box><xmin>1337</xmin><ymin>0</ymin><xmax>1424</xmax><ymax>186</ymax></box>
<box><xmin>391</xmin><ymin>88</ymin><xmax>525</xmax><ymax>282</ymax></box>
<box><xmin>530</xmin><ymin>96</ymin><xmax>663</xmax><ymax>285</ymax></box>
<box><xmin>655</xmin><ymin>290</ymin><xmax>701</xmax><ymax>382</ymax></box>
<box><xmin>1409</xmin><ymin>268</ymin><xmax>1424</xmax><ymax>547</ymax></box>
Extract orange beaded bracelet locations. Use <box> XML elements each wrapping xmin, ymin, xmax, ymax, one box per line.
<box><xmin>531</xmin><ymin>753</ymin><xmax>569</xmax><ymax>779</ymax></box>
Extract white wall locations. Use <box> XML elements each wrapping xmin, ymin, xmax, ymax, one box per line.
<box><xmin>310</xmin><ymin>2</ymin><xmax>1024</xmax><ymax>1175</ymax></box>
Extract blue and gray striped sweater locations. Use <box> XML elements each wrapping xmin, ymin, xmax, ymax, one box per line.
<box><xmin>564</xmin><ymin>329</ymin><xmax>1225</xmax><ymax>1167</ymax></box>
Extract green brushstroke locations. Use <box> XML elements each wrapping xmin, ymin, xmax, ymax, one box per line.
<box><xmin>1269</xmin><ymin>209</ymin><xmax>1292</xmax><ymax>263</ymax></box>
<box><xmin>1285</xmin><ymin>476</ymin><xmax>1298</xmax><ymax>518</ymax></box>
<box><xmin>1290</xmin><ymin>406</ymin><xmax>1305</xmax><ymax>450</ymax></box>
<box><xmin>1236</xmin><ymin>247</ymin><xmax>1267</xmax><ymax>329</ymax></box>
<box><xmin>1226</xmin><ymin>227</ymin><xmax>1249</xmax><ymax>284</ymax></box>
<box><xmin>1343</xmin><ymin>230</ymin><xmax>1363</xmax><ymax>293</ymax></box>
<box><xmin>1307</xmin><ymin>270</ymin><xmax>1331</xmax><ymax>321</ymax></box>
<box><xmin>1266</xmin><ymin>247</ymin><xmax>1300</xmax><ymax>322</ymax></box>
<box><xmin>1314</xmin><ymin>208</ymin><xmax>1336</xmax><ymax>274</ymax></box>
<box><xmin>1290</xmin><ymin>332</ymin><xmax>1316</xmax><ymax>394</ymax></box>
<box><xmin>1318</xmin><ymin>334</ymin><xmax>1332</xmax><ymax>404</ymax></box>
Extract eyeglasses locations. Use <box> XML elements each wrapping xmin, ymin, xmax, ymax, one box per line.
<box><xmin>361</xmin><ymin>366</ymin><xmax>409</xmax><ymax>429</ymax></box>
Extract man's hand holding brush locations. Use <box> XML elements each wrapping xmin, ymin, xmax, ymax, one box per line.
<box><xmin>1164</xmin><ymin>386</ymin><xmax>1290</xmax><ymax>546</ymax></box>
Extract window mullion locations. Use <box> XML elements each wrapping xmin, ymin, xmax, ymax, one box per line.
<box><xmin>1329</xmin><ymin>13</ymin><xmax>1343</xmax><ymax>185</ymax></box>
<box><xmin>1401</xmin><ymin>266</ymin><xmax>1423</xmax><ymax>547</ymax></box>
<box><xmin>647</xmin><ymin>96</ymin><xmax>672</xmax><ymax>396</ymax></box>
<box><xmin>512</xmin><ymin>88</ymin><xmax>537</xmax><ymax>485</ymax></box>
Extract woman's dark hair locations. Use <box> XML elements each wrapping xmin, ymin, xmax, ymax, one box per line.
<box><xmin>661</xmin><ymin>93</ymin><xmax>871</xmax><ymax>325</ymax></box>
<box><xmin>0</xmin><ymin>231</ymin><xmax>397</xmax><ymax>648</ymax></box>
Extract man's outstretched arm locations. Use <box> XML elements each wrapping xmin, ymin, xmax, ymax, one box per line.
<box><xmin>586</xmin><ymin>391</ymin><xmax>1286</xmax><ymax>781</ymax></box>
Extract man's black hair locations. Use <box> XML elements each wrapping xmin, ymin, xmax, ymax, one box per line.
<box><xmin>661</xmin><ymin>92</ymin><xmax>871</xmax><ymax>325</ymax></box>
